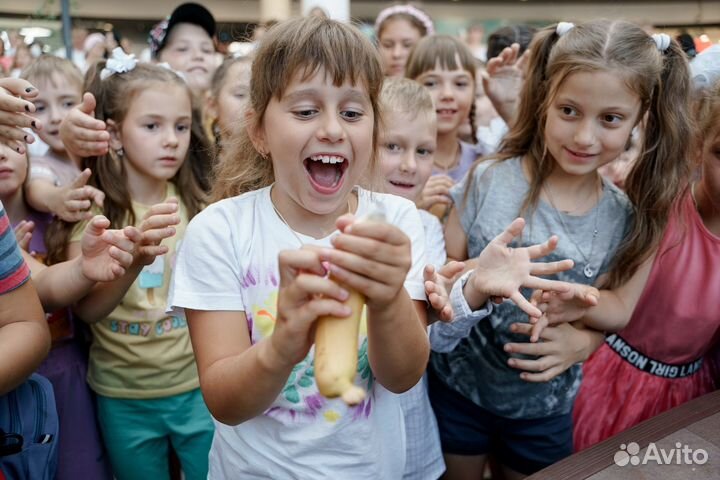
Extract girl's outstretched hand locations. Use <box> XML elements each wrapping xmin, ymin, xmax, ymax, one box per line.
<box><xmin>424</xmin><ymin>261</ymin><xmax>465</xmax><ymax>322</ymax></box>
<box><xmin>273</xmin><ymin>246</ymin><xmax>352</xmax><ymax>366</ymax></box>
<box><xmin>55</xmin><ymin>168</ymin><xmax>106</xmax><ymax>222</ymax></box>
<box><xmin>466</xmin><ymin>218</ymin><xmax>574</xmax><ymax>317</ymax></box>
<box><xmin>527</xmin><ymin>284</ymin><xmax>600</xmax><ymax>342</ymax></box>
<box><xmin>321</xmin><ymin>213</ymin><xmax>411</xmax><ymax>311</ymax></box>
<box><xmin>0</xmin><ymin>78</ymin><xmax>41</xmax><ymax>154</ymax></box>
<box><xmin>135</xmin><ymin>198</ymin><xmax>180</xmax><ymax>265</ymax></box>
<box><xmin>504</xmin><ymin>322</ymin><xmax>602</xmax><ymax>382</ymax></box>
<box><xmin>80</xmin><ymin>215</ymin><xmax>139</xmax><ymax>281</ymax></box>
<box><xmin>59</xmin><ymin>92</ymin><xmax>110</xmax><ymax>160</ymax></box>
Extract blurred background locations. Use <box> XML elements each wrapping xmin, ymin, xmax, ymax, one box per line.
<box><xmin>1</xmin><ymin>0</ymin><xmax>718</xmax><ymax>67</ymax></box>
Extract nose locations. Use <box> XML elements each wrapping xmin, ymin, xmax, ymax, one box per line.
<box><xmin>164</xmin><ymin>127</ymin><xmax>179</xmax><ymax>148</ymax></box>
<box><xmin>48</xmin><ymin>104</ymin><xmax>62</xmax><ymax>125</ymax></box>
<box><xmin>399</xmin><ymin>151</ymin><xmax>417</xmax><ymax>174</ymax></box>
<box><xmin>439</xmin><ymin>81</ymin><xmax>455</xmax><ymax>102</ymax></box>
<box><xmin>573</xmin><ymin>119</ymin><xmax>596</xmax><ymax>147</ymax></box>
<box><xmin>317</xmin><ymin>112</ymin><xmax>345</xmax><ymax>143</ymax></box>
<box><xmin>392</xmin><ymin>44</ymin><xmax>404</xmax><ymax>60</ymax></box>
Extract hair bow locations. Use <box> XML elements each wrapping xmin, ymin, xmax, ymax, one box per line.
<box><xmin>100</xmin><ymin>47</ymin><xmax>138</xmax><ymax>81</ymax></box>
<box><xmin>652</xmin><ymin>33</ymin><xmax>671</xmax><ymax>53</ymax></box>
<box><xmin>556</xmin><ymin>22</ymin><xmax>575</xmax><ymax>37</ymax></box>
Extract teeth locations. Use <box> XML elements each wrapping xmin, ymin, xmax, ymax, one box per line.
<box><xmin>310</xmin><ymin>155</ymin><xmax>345</xmax><ymax>164</ymax></box>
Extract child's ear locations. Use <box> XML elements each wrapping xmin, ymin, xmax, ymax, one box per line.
<box><xmin>105</xmin><ymin>119</ymin><xmax>123</xmax><ymax>151</ymax></box>
<box><xmin>245</xmin><ymin>108</ymin><xmax>268</xmax><ymax>156</ymax></box>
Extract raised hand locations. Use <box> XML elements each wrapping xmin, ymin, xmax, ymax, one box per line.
<box><xmin>465</xmin><ymin>218</ymin><xmax>574</xmax><ymax>317</ymax></box>
<box><xmin>273</xmin><ymin>246</ymin><xmax>352</xmax><ymax>366</ymax></box>
<box><xmin>59</xmin><ymin>93</ymin><xmax>109</xmax><ymax>160</ymax></box>
<box><xmin>55</xmin><ymin>168</ymin><xmax>106</xmax><ymax>222</ymax></box>
<box><xmin>417</xmin><ymin>175</ymin><xmax>454</xmax><ymax>212</ymax></box>
<box><xmin>527</xmin><ymin>284</ymin><xmax>600</xmax><ymax>342</ymax></box>
<box><xmin>482</xmin><ymin>43</ymin><xmax>530</xmax><ymax>125</ymax></box>
<box><xmin>80</xmin><ymin>215</ymin><xmax>139</xmax><ymax>282</ymax></box>
<box><xmin>135</xmin><ymin>199</ymin><xmax>181</xmax><ymax>265</ymax></box>
<box><xmin>424</xmin><ymin>261</ymin><xmax>466</xmax><ymax>322</ymax></box>
<box><xmin>0</xmin><ymin>78</ymin><xmax>42</xmax><ymax>154</ymax></box>
<box><xmin>14</xmin><ymin>220</ymin><xmax>35</xmax><ymax>253</ymax></box>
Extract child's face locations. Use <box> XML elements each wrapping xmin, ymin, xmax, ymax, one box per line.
<box><xmin>378</xmin><ymin>18</ymin><xmax>422</xmax><ymax>77</ymax></box>
<box><xmin>257</xmin><ymin>67</ymin><xmax>374</xmax><ymax>215</ymax></box>
<box><xmin>0</xmin><ymin>143</ymin><xmax>28</xmax><ymax>199</ymax></box>
<box><xmin>544</xmin><ymin>70</ymin><xmax>641</xmax><ymax>179</ymax></box>
<box><xmin>114</xmin><ymin>84</ymin><xmax>192</xmax><ymax>184</ymax></box>
<box><xmin>213</xmin><ymin>61</ymin><xmax>251</xmax><ymax>137</ymax></box>
<box><xmin>159</xmin><ymin>23</ymin><xmax>216</xmax><ymax>93</ymax></box>
<box><xmin>700</xmin><ymin>127</ymin><xmax>720</xmax><ymax>200</ymax></box>
<box><xmin>416</xmin><ymin>59</ymin><xmax>474</xmax><ymax>137</ymax></box>
<box><xmin>379</xmin><ymin>110</ymin><xmax>436</xmax><ymax>202</ymax></box>
<box><xmin>33</xmin><ymin>74</ymin><xmax>82</xmax><ymax>153</ymax></box>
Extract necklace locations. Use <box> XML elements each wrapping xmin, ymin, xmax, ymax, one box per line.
<box><xmin>543</xmin><ymin>179</ymin><xmax>601</xmax><ymax>278</ymax></box>
<box><xmin>434</xmin><ymin>141</ymin><xmax>461</xmax><ymax>174</ymax></box>
<box><xmin>270</xmin><ymin>191</ymin><xmax>354</xmax><ymax>245</ymax></box>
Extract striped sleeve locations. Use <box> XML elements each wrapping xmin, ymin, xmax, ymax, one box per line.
<box><xmin>0</xmin><ymin>207</ymin><xmax>30</xmax><ymax>294</ymax></box>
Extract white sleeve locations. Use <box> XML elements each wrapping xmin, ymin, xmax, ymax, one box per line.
<box><xmin>167</xmin><ymin>202</ymin><xmax>246</xmax><ymax>317</ymax></box>
<box><xmin>429</xmin><ymin>270</ymin><xmax>493</xmax><ymax>352</ymax></box>
<box><xmin>421</xmin><ymin>211</ymin><xmax>447</xmax><ymax>269</ymax></box>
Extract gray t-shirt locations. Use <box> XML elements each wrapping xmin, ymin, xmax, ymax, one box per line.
<box><xmin>430</xmin><ymin>157</ymin><xmax>633</xmax><ymax>419</ymax></box>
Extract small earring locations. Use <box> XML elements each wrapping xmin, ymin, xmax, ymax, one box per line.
<box><xmin>116</xmin><ymin>147</ymin><xmax>124</xmax><ymax>158</ymax></box>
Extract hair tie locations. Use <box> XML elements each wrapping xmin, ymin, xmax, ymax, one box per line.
<box><xmin>100</xmin><ymin>47</ymin><xmax>138</xmax><ymax>80</ymax></box>
<box><xmin>556</xmin><ymin>22</ymin><xmax>575</xmax><ymax>37</ymax></box>
<box><xmin>375</xmin><ymin>5</ymin><xmax>434</xmax><ymax>36</ymax></box>
<box><xmin>652</xmin><ymin>33</ymin><xmax>671</xmax><ymax>53</ymax></box>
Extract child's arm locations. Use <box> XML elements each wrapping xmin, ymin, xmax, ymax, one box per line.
<box><xmin>187</xmin><ymin>247</ymin><xmax>352</xmax><ymax>425</ymax></box>
<box><xmin>70</xmin><ymin>201</ymin><xmax>179</xmax><ymax>323</ymax></box>
<box><xmin>26</xmin><ymin>169</ymin><xmax>105</xmax><ymax>222</ymax></box>
<box><xmin>444</xmin><ymin>206</ymin><xmax>469</xmax><ymax>262</ymax></box>
<box><xmin>320</xmin><ymin>215</ymin><xmax>430</xmax><ymax>394</ymax></box>
<box><xmin>529</xmin><ymin>251</ymin><xmax>656</xmax><ymax>336</ymax></box>
<box><xmin>0</xmin><ymin>211</ymin><xmax>48</xmax><ymax>394</ymax></box>
<box><xmin>59</xmin><ymin>93</ymin><xmax>109</xmax><ymax>163</ymax></box>
<box><xmin>26</xmin><ymin>215</ymin><xmax>138</xmax><ymax>312</ymax></box>
<box><xmin>0</xmin><ymin>77</ymin><xmax>41</xmax><ymax>155</ymax></box>
<box><xmin>504</xmin><ymin>322</ymin><xmax>606</xmax><ymax>382</ymax></box>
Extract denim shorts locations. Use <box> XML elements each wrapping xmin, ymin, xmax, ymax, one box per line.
<box><xmin>427</xmin><ymin>369</ymin><xmax>573</xmax><ymax>475</ymax></box>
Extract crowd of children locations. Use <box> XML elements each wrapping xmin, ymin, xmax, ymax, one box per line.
<box><xmin>0</xmin><ymin>3</ymin><xmax>718</xmax><ymax>480</ymax></box>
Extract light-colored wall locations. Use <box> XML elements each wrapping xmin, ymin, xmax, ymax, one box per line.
<box><xmin>2</xmin><ymin>0</ymin><xmax>720</xmax><ymax>24</ymax></box>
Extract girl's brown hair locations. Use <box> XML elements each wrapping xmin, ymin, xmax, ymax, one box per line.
<box><xmin>46</xmin><ymin>63</ymin><xmax>206</xmax><ymax>264</ymax></box>
<box><xmin>211</xmin><ymin>16</ymin><xmax>384</xmax><ymax>202</ymax></box>
<box><xmin>20</xmin><ymin>55</ymin><xmax>83</xmax><ymax>92</ymax></box>
<box><xmin>466</xmin><ymin>20</ymin><xmax>692</xmax><ymax>288</ymax></box>
<box><xmin>405</xmin><ymin>35</ymin><xmax>478</xmax><ymax>144</ymax></box>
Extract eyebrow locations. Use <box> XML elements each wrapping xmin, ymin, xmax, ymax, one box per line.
<box><xmin>555</xmin><ymin>97</ymin><xmax>635</xmax><ymax>112</ymax></box>
<box><xmin>284</xmin><ymin>88</ymin><xmax>368</xmax><ymax>104</ymax></box>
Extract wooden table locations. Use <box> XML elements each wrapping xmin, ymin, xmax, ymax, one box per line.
<box><xmin>529</xmin><ymin>390</ymin><xmax>720</xmax><ymax>479</ymax></box>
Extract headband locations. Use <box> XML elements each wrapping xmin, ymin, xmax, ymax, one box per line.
<box><xmin>652</xmin><ymin>33</ymin><xmax>672</xmax><ymax>53</ymax></box>
<box><xmin>375</xmin><ymin>5</ymin><xmax>434</xmax><ymax>36</ymax></box>
<box><xmin>100</xmin><ymin>47</ymin><xmax>138</xmax><ymax>81</ymax></box>
<box><xmin>556</xmin><ymin>22</ymin><xmax>575</xmax><ymax>37</ymax></box>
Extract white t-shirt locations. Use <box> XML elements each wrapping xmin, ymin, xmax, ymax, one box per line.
<box><xmin>418</xmin><ymin>209</ymin><xmax>446</xmax><ymax>270</ymax></box>
<box><xmin>168</xmin><ymin>185</ymin><xmax>427</xmax><ymax>479</ymax></box>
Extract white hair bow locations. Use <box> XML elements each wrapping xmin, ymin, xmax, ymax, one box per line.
<box><xmin>556</xmin><ymin>22</ymin><xmax>575</xmax><ymax>37</ymax></box>
<box><xmin>652</xmin><ymin>33</ymin><xmax>672</xmax><ymax>53</ymax></box>
<box><xmin>100</xmin><ymin>47</ymin><xmax>138</xmax><ymax>81</ymax></box>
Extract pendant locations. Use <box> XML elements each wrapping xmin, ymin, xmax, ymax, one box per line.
<box><xmin>583</xmin><ymin>264</ymin><xmax>594</xmax><ymax>278</ymax></box>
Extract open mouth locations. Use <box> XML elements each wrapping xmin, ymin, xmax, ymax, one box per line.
<box><xmin>437</xmin><ymin>109</ymin><xmax>457</xmax><ymax>116</ymax></box>
<box><xmin>304</xmin><ymin>154</ymin><xmax>348</xmax><ymax>194</ymax></box>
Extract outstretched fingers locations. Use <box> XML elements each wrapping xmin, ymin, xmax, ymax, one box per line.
<box><xmin>493</xmin><ymin>217</ymin><xmax>526</xmax><ymax>246</ymax></box>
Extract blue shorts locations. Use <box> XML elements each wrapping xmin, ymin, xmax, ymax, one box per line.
<box><xmin>427</xmin><ymin>370</ymin><xmax>573</xmax><ymax>475</ymax></box>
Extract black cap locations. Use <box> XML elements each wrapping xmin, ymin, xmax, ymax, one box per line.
<box><xmin>150</xmin><ymin>2</ymin><xmax>216</xmax><ymax>57</ymax></box>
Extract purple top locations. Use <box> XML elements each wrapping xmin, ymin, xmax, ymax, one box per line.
<box><xmin>431</xmin><ymin>141</ymin><xmax>479</xmax><ymax>183</ymax></box>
